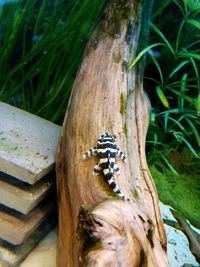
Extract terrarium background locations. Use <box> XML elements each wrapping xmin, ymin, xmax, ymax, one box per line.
<box><xmin>0</xmin><ymin>0</ymin><xmax>199</xmax><ymax>227</ymax></box>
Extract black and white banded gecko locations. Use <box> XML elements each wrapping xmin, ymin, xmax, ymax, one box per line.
<box><xmin>83</xmin><ymin>132</ymin><xmax>131</xmax><ymax>202</ymax></box>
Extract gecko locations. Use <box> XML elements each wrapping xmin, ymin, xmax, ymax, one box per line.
<box><xmin>83</xmin><ymin>132</ymin><xmax>131</xmax><ymax>202</ymax></box>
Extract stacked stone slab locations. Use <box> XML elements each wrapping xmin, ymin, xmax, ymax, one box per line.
<box><xmin>0</xmin><ymin>102</ymin><xmax>60</xmax><ymax>267</ymax></box>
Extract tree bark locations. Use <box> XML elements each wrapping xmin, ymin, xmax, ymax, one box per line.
<box><xmin>56</xmin><ymin>0</ymin><xmax>169</xmax><ymax>266</ymax></box>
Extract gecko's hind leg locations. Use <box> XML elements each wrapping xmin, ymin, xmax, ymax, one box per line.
<box><xmin>114</xmin><ymin>164</ymin><xmax>120</xmax><ymax>175</ymax></box>
<box><xmin>93</xmin><ymin>163</ymin><xmax>102</xmax><ymax>175</ymax></box>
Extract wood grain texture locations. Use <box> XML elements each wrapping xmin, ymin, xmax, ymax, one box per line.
<box><xmin>56</xmin><ymin>0</ymin><xmax>169</xmax><ymax>266</ymax></box>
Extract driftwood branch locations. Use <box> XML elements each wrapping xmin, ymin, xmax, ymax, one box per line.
<box><xmin>56</xmin><ymin>0</ymin><xmax>169</xmax><ymax>266</ymax></box>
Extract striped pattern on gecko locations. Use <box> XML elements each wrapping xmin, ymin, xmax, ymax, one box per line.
<box><xmin>83</xmin><ymin>132</ymin><xmax>131</xmax><ymax>202</ymax></box>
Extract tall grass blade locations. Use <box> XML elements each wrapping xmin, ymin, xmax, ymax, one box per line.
<box><xmin>176</xmin><ymin>20</ymin><xmax>185</xmax><ymax>52</ymax></box>
<box><xmin>148</xmin><ymin>50</ymin><xmax>164</xmax><ymax>84</ymax></box>
<box><xmin>151</xmin><ymin>23</ymin><xmax>175</xmax><ymax>56</ymax></box>
<box><xmin>160</xmin><ymin>153</ymin><xmax>179</xmax><ymax>175</ymax></box>
<box><xmin>0</xmin><ymin>0</ymin><xmax>107</xmax><ymax>123</ymax></box>
<box><xmin>169</xmin><ymin>60</ymin><xmax>189</xmax><ymax>78</ymax></box>
<box><xmin>181</xmin><ymin>136</ymin><xmax>200</xmax><ymax>158</ymax></box>
<box><xmin>172</xmin><ymin>0</ymin><xmax>185</xmax><ymax>15</ymax></box>
<box><xmin>185</xmin><ymin>118</ymin><xmax>200</xmax><ymax>146</ymax></box>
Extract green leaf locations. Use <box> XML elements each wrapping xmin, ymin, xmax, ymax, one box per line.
<box><xmin>128</xmin><ymin>43</ymin><xmax>163</xmax><ymax>69</ymax></box>
<box><xmin>151</xmin><ymin>23</ymin><xmax>175</xmax><ymax>56</ymax></box>
<box><xmin>181</xmin><ymin>137</ymin><xmax>200</xmax><ymax>158</ymax></box>
<box><xmin>187</xmin><ymin>19</ymin><xmax>200</xmax><ymax>31</ymax></box>
<box><xmin>186</xmin><ymin>118</ymin><xmax>200</xmax><ymax>146</ymax></box>
<box><xmin>195</xmin><ymin>94</ymin><xmax>200</xmax><ymax>115</ymax></box>
<box><xmin>169</xmin><ymin>61</ymin><xmax>190</xmax><ymax>78</ymax></box>
<box><xmin>0</xmin><ymin>0</ymin><xmax>107</xmax><ymax>123</ymax></box>
<box><xmin>150</xmin><ymin>111</ymin><xmax>156</xmax><ymax>122</ymax></box>
<box><xmin>170</xmin><ymin>88</ymin><xmax>196</xmax><ymax>106</ymax></box>
<box><xmin>166</xmin><ymin>116</ymin><xmax>186</xmax><ymax>132</ymax></box>
<box><xmin>176</xmin><ymin>20</ymin><xmax>185</xmax><ymax>52</ymax></box>
<box><xmin>153</xmin><ymin>133</ymin><xmax>158</xmax><ymax>146</ymax></box>
<box><xmin>164</xmin><ymin>112</ymin><xmax>169</xmax><ymax>131</ymax></box>
<box><xmin>160</xmin><ymin>154</ymin><xmax>179</xmax><ymax>175</ymax></box>
<box><xmin>183</xmin><ymin>0</ymin><xmax>200</xmax><ymax>14</ymax></box>
<box><xmin>172</xmin><ymin>0</ymin><xmax>185</xmax><ymax>15</ymax></box>
<box><xmin>171</xmin><ymin>129</ymin><xmax>199</xmax><ymax>158</ymax></box>
<box><xmin>156</xmin><ymin>86</ymin><xmax>170</xmax><ymax>109</ymax></box>
<box><xmin>180</xmin><ymin>74</ymin><xmax>188</xmax><ymax>92</ymax></box>
<box><xmin>152</xmin><ymin>0</ymin><xmax>171</xmax><ymax>18</ymax></box>
<box><xmin>181</xmin><ymin>52</ymin><xmax>200</xmax><ymax>60</ymax></box>
<box><xmin>190</xmin><ymin>57</ymin><xmax>200</xmax><ymax>92</ymax></box>
<box><xmin>148</xmin><ymin>50</ymin><xmax>164</xmax><ymax>84</ymax></box>
<box><xmin>158</xmin><ymin>108</ymin><xmax>181</xmax><ymax>115</ymax></box>
<box><xmin>178</xmin><ymin>73</ymin><xmax>188</xmax><ymax>109</ymax></box>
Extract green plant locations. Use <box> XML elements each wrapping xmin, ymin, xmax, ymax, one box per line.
<box><xmin>150</xmin><ymin>163</ymin><xmax>200</xmax><ymax>228</ymax></box>
<box><xmin>130</xmin><ymin>0</ymin><xmax>200</xmax><ymax>171</ymax></box>
<box><xmin>0</xmin><ymin>0</ymin><xmax>106</xmax><ymax>124</ymax></box>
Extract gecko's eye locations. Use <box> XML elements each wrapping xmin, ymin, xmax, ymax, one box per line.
<box><xmin>101</xmin><ymin>132</ymin><xmax>108</xmax><ymax>138</ymax></box>
<box><xmin>105</xmin><ymin>132</ymin><xmax>112</xmax><ymax>137</ymax></box>
<box><xmin>108</xmin><ymin>133</ymin><xmax>115</xmax><ymax>140</ymax></box>
<box><xmin>99</xmin><ymin>132</ymin><xmax>114</xmax><ymax>140</ymax></box>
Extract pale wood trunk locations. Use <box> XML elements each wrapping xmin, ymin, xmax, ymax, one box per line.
<box><xmin>56</xmin><ymin>0</ymin><xmax>169</xmax><ymax>266</ymax></box>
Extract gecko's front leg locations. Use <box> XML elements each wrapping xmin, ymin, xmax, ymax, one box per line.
<box><xmin>83</xmin><ymin>147</ymin><xmax>97</xmax><ymax>159</ymax></box>
<box><xmin>116</xmin><ymin>148</ymin><xmax>126</xmax><ymax>162</ymax></box>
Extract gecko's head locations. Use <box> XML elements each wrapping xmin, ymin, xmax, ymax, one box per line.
<box><xmin>100</xmin><ymin>132</ymin><xmax>114</xmax><ymax>140</ymax></box>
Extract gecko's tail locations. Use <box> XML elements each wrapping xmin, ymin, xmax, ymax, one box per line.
<box><xmin>107</xmin><ymin>153</ymin><xmax>131</xmax><ymax>203</ymax></box>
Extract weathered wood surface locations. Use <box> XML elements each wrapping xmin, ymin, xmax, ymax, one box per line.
<box><xmin>56</xmin><ymin>0</ymin><xmax>169</xmax><ymax>266</ymax></box>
